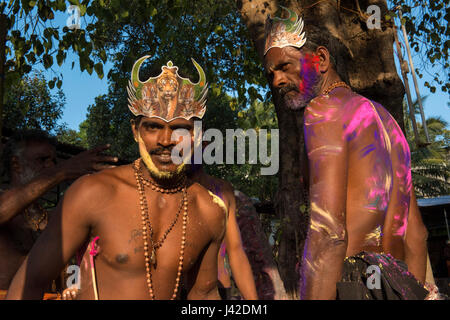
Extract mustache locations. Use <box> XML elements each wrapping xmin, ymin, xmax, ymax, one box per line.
<box><xmin>278</xmin><ymin>83</ymin><xmax>299</xmax><ymax>96</ymax></box>
<box><xmin>150</xmin><ymin>147</ymin><xmax>173</xmax><ymax>155</ymax></box>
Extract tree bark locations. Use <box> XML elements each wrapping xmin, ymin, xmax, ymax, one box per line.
<box><xmin>0</xmin><ymin>13</ymin><xmax>6</xmax><ymax>141</ymax></box>
<box><xmin>237</xmin><ymin>0</ymin><xmax>405</xmax><ymax>299</ymax></box>
<box><xmin>0</xmin><ymin>13</ymin><xmax>6</xmax><ymax>180</ymax></box>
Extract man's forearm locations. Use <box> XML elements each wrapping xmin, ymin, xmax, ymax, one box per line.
<box><xmin>228</xmin><ymin>249</ymin><xmax>258</xmax><ymax>299</ymax></box>
<box><xmin>187</xmin><ymin>285</ymin><xmax>221</xmax><ymax>300</ymax></box>
<box><xmin>300</xmin><ymin>239</ymin><xmax>347</xmax><ymax>300</ymax></box>
<box><xmin>0</xmin><ymin>169</ymin><xmax>66</xmax><ymax>224</ymax></box>
<box><xmin>6</xmin><ymin>256</ymin><xmax>46</xmax><ymax>300</ymax></box>
<box><xmin>404</xmin><ymin>237</ymin><xmax>427</xmax><ymax>284</ymax></box>
<box><xmin>404</xmin><ymin>188</ymin><xmax>428</xmax><ymax>284</ymax></box>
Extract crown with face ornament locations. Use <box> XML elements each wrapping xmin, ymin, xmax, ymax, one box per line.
<box><xmin>264</xmin><ymin>6</ymin><xmax>307</xmax><ymax>56</ymax></box>
<box><xmin>127</xmin><ymin>56</ymin><xmax>208</xmax><ymax>122</ymax></box>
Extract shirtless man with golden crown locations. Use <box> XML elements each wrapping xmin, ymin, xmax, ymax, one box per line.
<box><xmin>7</xmin><ymin>57</ymin><xmax>227</xmax><ymax>300</ymax></box>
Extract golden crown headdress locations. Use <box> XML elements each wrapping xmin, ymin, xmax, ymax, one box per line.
<box><xmin>264</xmin><ymin>6</ymin><xmax>307</xmax><ymax>56</ymax></box>
<box><xmin>127</xmin><ymin>56</ymin><xmax>208</xmax><ymax>122</ymax></box>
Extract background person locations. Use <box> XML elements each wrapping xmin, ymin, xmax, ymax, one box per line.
<box><xmin>0</xmin><ymin>129</ymin><xmax>117</xmax><ymax>295</ymax></box>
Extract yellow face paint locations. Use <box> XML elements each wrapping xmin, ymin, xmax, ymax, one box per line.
<box><xmin>137</xmin><ymin>133</ymin><xmax>186</xmax><ymax>180</ymax></box>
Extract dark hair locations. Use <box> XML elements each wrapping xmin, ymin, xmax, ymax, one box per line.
<box><xmin>1</xmin><ymin>129</ymin><xmax>57</xmax><ymax>180</ymax></box>
<box><xmin>132</xmin><ymin>115</ymin><xmax>144</xmax><ymax>128</ymax></box>
<box><xmin>300</xmin><ymin>23</ymin><xmax>350</xmax><ymax>84</ymax></box>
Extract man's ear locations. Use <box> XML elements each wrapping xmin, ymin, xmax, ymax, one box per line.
<box><xmin>315</xmin><ymin>46</ymin><xmax>331</xmax><ymax>74</ymax></box>
<box><xmin>130</xmin><ymin>120</ymin><xmax>139</xmax><ymax>142</ymax></box>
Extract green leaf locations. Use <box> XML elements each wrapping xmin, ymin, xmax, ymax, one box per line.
<box><xmin>43</xmin><ymin>54</ymin><xmax>53</xmax><ymax>69</ymax></box>
<box><xmin>56</xmin><ymin>51</ymin><xmax>64</xmax><ymax>66</ymax></box>
<box><xmin>25</xmin><ymin>52</ymin><xmax>36</xmax><ymax>63</ymax></box>
<box><xmin>22</xmin><ymin>64</ymin><xmax>32</xmax><ymax>73</ymax></box>
<box><xmin>86</xmin><ymin>62</ymin><xmax>93</xmax><ymax>75</ymax></box>
<box><xmin>299</xmin><ymin>204</ymin><xmax>308</xmax><ymax>213</ymax></box>
<box><xmin>94</xmin><ymin>63</ymin><xmax>104</xmax><ymax>79</ymax></box>
<box><xmin>56</xmin><ymin>0</ymin><xmax>66</xmax><ymax>11</ymax></box>
<box><xmin>79</xmin><ymin>5</ymin><xmax>86</xmax><ymax>16</ymax></box>
<box><xmin>99</xmin><ymin>49</ymin><xmax>107</xmax><ymax>63</ymax></box>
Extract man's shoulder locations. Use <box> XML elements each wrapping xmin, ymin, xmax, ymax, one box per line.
<box><xmin>66</xmin><ymin>164</ymin><xmax>134</xmax><ymax>199</ymax></box>
<box><xmin>206</xmin><ymin>175</ymin><xmax>234</xmax><ymax>196</ymax></box>
<box><xmin>189</xmin><ymin>182</ymin><xmax>227</xmax><ymax>225</ymax></box>
<box><xmin>339</xmin><ymin>91</ymin><xmax>387</xmax><ymax>116</ymax></box>
<box><xmin>305</xmin><ymin>89</ymin><xmax>362</xmax><ymax>124</ymax></box>
<box><xmin>309</xmin><ymin>89</ymin><xmax>375</xmax><ymax>111</ymax></box>
<box><xmin>320</xmin><ymin>90</ymin><xmax>389</xmax><ymax>130</ymax></box>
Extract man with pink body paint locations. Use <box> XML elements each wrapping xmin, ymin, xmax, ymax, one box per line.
<box><xmin>263</xmin><ymin>7</ymin><xmax>431</xmax><ymax>299</ymax></box>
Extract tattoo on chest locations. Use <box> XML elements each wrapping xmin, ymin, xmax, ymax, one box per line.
<box><xmin>129</xmin><ymin>228</ymin><xmax>145</xmax><ymax>254</ymax></box>
<box><xmin>129</xmin><ymin>229</ymin><xmax>143</xmax><ymax>244</ymax></box>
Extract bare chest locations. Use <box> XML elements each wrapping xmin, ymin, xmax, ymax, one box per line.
<box><xmin>89</xmin><ymin>192</ymin><xmax>213</xmax><ymax>275</ymax></box>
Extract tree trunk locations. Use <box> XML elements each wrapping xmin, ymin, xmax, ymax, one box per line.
<box><xmin>0</xmin><ymin>13</ymin><xmax>6</xmax><ymax>180</ymax></box>
<box><xmin>237</xmin><ymin>0</ymin><xmax>405</xmax><ymax>299</ymax></box>
<box><xmin>0</xmin><ymin>13</ymin><xmax>6</xmax><ymax>141</ymax></box>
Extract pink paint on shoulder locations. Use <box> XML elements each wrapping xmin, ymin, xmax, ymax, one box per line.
<box><xmin>219</xmin><ymin>242</ymin><xmax>226</xmax><ymax>257</ymax></box>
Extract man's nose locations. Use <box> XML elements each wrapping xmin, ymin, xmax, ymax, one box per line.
<box><xmin>272</xmin><ymin>71</ymin><xmax>288</xmax><ymax>89</ymax></box>
<box><xmin>158</xmin><ymin>127</ymin><xmax>176</xmax><ymax>147</ymax></box>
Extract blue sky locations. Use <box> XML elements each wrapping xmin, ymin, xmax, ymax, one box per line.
<box><xmin>43</xmin><ymin>8</ymin><xmax>449</xmax><ymax>132</ymax></box>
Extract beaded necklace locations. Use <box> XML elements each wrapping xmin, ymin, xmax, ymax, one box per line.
<box><xmin>322</xmin><ymin>81</ymin><xmax>350</xmax><ymax>95</ymax></box>
<box><xmin>133</xmin><ymin>159</ymin><xmax>187</xmax><ymax>300</ymax></box>
<box><xmin>24</xmin><ymin>204</ymin><xmax>48</xmax><ymax>232</ymax></box>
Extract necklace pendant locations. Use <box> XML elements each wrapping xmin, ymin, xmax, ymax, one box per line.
<box><xmin>151</xmin><ymin>248</ymin><xmax>157</xmax><ymax>266</ymax></box>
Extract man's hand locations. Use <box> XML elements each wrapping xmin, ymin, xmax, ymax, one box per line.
<box><xmin>0</xmin><ymin>145</ymin><xmax>118</xmax><ymax>225</ymax></box>
<box><xmin>57</xmin><ymin>144</ymin><xmax>118</xmax><ymax>180</ymax></box>
<box><xmin>62</xmin><ymin>286</ymin><xmax>79</xmax><ymax>300</ymax></box>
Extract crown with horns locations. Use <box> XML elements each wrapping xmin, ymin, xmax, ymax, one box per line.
<box><xmin>264</xmin><ymin>6</ymin><xmax>307</xmax><ymax>56</ymax></box>
<box><xmin>127</xmin><ymin>56</ymin><xmax>208</xmax><ymax>122</ymax></box>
